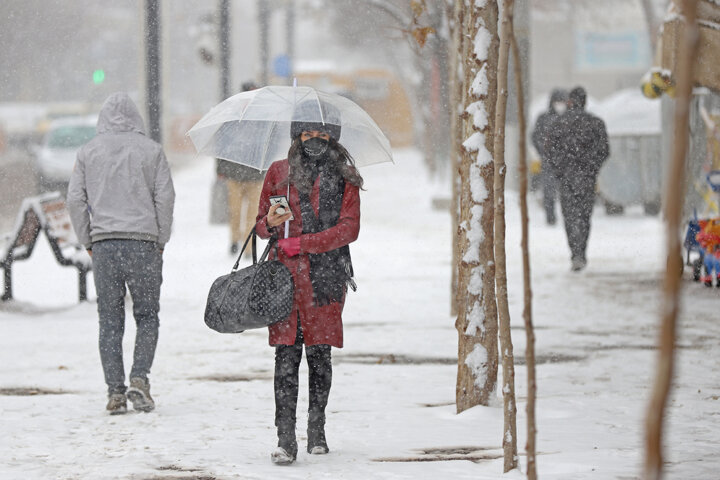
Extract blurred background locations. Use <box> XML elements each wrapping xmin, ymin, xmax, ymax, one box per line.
<box><xmin>1</xmin><ymin>0</ymin><xmax>710</xmax><ymax>233</ymax></box>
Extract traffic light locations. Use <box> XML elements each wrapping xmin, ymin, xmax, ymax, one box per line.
<box><xmin>93</xmin><ymin>69</ymin><xmax>105</xmax><ymax>85</ymax></box>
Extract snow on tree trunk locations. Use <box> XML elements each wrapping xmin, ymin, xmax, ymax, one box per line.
<box><xmin>493</xmin><ymin>0</ymin><xmax>518</xmax><ymax>472</ymax></box>
<box><xmin>511</xmin><ymin>28</ymin><xmax>537</xmax><ymax>480</ymax></box>
<box><xmin>643</xmin><ymin>1</ymin><xmax>698</xmax><ymax>479</ymax></box>
<box><xmin>455</xmin><ymin>0</ymin><xmax>499</xmax><ymax>413</ymax></box>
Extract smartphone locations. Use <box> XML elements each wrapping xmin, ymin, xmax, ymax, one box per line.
<box><xmin>269</xmin><ymin>195</ymin><xmax>294</xmax><ymax>220</ymax></box>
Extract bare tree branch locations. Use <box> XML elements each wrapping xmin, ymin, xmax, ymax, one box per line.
<box><xmin>511</xmin><ymin>25</ymin><xmax>537</xmax><ymax>480</ymax></box>
<box><xmin>493</xmin><ymin>0</ymin><xmax>519</xmax><ymax>472</ymax></box>
<box><xmin>643</xmin><ymin>0</ymin><xmax>699</xmax><ymax>479</ymax></box>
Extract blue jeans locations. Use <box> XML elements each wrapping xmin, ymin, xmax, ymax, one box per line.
<box><xmin>92</xmin><ymin>240</ymin><xmax>163</xmax><ymax>395</ymax></box>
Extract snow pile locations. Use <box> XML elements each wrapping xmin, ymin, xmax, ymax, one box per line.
<box><xmin>594</xmin><ymin>88</ymin><xmax>662</xmax><ymax>136</ymax></box>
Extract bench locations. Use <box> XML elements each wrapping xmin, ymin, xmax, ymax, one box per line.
<box><xmin>1</xmin><ymin>192</ymin><xmax>91</xmax><ymax>302</ymax></box>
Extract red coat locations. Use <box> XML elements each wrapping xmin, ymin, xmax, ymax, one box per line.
<box><xmin>255</xmin><ymin>159</ymin><xmax>360</xmax><ymax>348</ymax></box>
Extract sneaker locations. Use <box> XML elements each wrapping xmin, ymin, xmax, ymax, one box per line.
<box><xmin>307</xmin><ymin>427</ymin><xmax>329</xmax><ymax>454</ymax></box>
<box><xmin>127</xmin><ymin>377</ymin><xmax>155</xmax><ymax>412</ymax></box>
<box><xmin>230</xmin><ymin>242</ymin><xmax>239</xmax><ymax>255</ymax></box>
<box><xmin>106</xmin><ymin>393</ymin><xmax>127</xmax><ymax>415</ymax></box>
<box><xmin>270</xmin><ymin>446</ymin><xmax>296</xmax><ymax>465</ymax></box>
<box><xmin>701</xmin><ymin>275</ymin><xmax>713</xmax><ymax>287</ymax></box>
<box><xmin>571</xmin><ymin>257</ymin><xmax>587</xmax><ymax>272</ymax></box>
<box><xmin>309</xmin><ymin>445</ymin><xmax>329</xmax><ymax>455</ymax></box>
<box><xmin>271</xmin><ymin>434</ymin><xmax>297</xmax><ymax>465</ymax></box>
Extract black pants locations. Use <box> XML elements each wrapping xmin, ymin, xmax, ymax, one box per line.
<box><xmin>274</xmin><ymin>317</ymin><xmax>332</xmax><ymax>438</ymax></box>
<box><xmin>542</xmin><ymin>168</ymin><xmax>558</xmax><ymax>224</ymax></box>
<box><xmin>559</xmin><ymin>180</ymin><xmax>596</xmax><ymax>261</ymax></box>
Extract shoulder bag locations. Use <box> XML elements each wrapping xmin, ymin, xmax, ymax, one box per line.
<box><xmin>204</xmin><ymin>228</ymin><xmax>294</xmax><ymax>333</ymax></box>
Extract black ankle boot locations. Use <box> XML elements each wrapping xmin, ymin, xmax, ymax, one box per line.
<box><xmin>307</xmin><ymin>424</ymin><xmax>329</xmax><ymax>454</ymax></box>
<box><xmin>271</xmin><ymin>433</ymin><xmax>297</xmax><ymax>465</ymax></box>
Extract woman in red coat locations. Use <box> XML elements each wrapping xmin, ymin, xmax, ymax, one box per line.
<box><xmin>254</xmin><ymin>108</ymin><xmax>362</xmax><ymax>465</ymax></box>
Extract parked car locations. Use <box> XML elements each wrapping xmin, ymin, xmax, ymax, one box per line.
<box><xmin>33</xmin><ymin>116</ymin><xmax>96</xmax><ymax>192</ymax></box>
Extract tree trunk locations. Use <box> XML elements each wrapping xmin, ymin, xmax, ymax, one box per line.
<box><xmin>511</xmin><ymin>29</ymin><xmax>536</xmax><ymax>480</ymax></box>
<box><xmin>449</xmin><ymin>0</ymin><xmax>462</xmax><ymax>317</ymax></box>
<box><xmin>643</xmin><ymin>1</ymin><xmax>698</xmax><ymax>479</ymax></box>
<box><xmin>493</xmin><ymin>0</ymin><xmax>518</xmax><ymax>472</ymax></box>
<box><xmin>455</xmin><ymin>1</ymin><xmax>499</xmax><ymax>412</ymax></box>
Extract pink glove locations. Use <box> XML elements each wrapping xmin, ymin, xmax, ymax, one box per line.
<box><xmin>278</xmin><ymin>237</ymin><xmax>301</xmax><ymax>257</ymax></box>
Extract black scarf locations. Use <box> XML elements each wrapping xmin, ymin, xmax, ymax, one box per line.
<box><xmin>298</xmin><ymin>163</ymin><xmax>356</xmax><ymax>306</ymax></box>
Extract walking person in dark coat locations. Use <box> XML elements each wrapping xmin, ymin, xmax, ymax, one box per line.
<box><xmin>254</xmin><ymin>101</ymin><xmax>362</xmax><ymax>465</ymax></box>
<box><xmin>532</xmin><ymin>89</ymin><xmax>567</xmax><ymax>225</ymax></box>
<box><xmin>546</xmin><ymin>86</ymin><xmax>609</xmax><ymax>271</ymax></box>
<box><xmin>67</xmin><ymin>93</ymin><xmax>175</xmax><ymax>414</ymax></box>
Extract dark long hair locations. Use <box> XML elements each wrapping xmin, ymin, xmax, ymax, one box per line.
<box><xmin>287</xmin><ymin>137</ymin><xmax>364</xmax><ymax>194</ymax></box>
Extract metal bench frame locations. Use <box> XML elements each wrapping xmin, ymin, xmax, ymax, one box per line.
<box><xmin>1</xmin><ymin>192</ymin><xmax>90</xmax><ymax>302</ymax></box>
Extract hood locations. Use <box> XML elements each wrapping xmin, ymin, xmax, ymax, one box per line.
<box><xmin>96</xmin><ymin>92</ymin><xmax>146</xmax><ymax>135</ymax></box>
<box><xmin>548</xmin><ymin>89</ymin><xmax>567</xmax><ymax>109</ymax></box>
<box><xmin>568</xmin><ymin>87</ymin><xmax>587</xmax><ymax>111</ymax></box>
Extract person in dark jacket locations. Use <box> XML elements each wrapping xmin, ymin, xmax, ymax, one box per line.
<box><xmin>545</xmin><ymin>86</ymin><xmax>609</xmax><ymax>271</ymax></box>
<box><xmin>255</xmin><ymin>100</ymin><xmax>362</xmax><ymax>465</ymax></box>
<box><xmin>217</xmin><ymin>81</ymin><xmax>265</xmax><ymax>254</ymax></box>
<box><xmin>531</xmin><ymin>89</ymin><xmax>567</xmax><ymax>225</ymax></box>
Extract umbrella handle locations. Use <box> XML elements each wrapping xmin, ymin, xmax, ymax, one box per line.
<box><xmin>285</xmin><ymin>178</ymin><xmax>290</xmax><ymax>239</ymax></box>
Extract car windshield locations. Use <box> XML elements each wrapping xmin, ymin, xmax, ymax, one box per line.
<box><xmin>46</xmin><ymin>126</ymin><xmax>96</xmax><ymax>148</ymax></box>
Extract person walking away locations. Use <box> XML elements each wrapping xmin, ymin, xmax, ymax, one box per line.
<box><xmin>255</xmin><ymin>100</ymin><xmax>362</xmax><ymax>465</ymax></box>
<box><xmin>217</xmin><ymin>81</ymin><xmax>264</xmax><ymax>255</ymax></box>
<box><xmin>546</xmin><ymin>86</ymin><xmax>609</xmax><ymax>271</ymax></box>
<box><xmin>531</xmin><ymin>88</ymin><xmax>567</xmax><ymax>225</ymax></box>
<box><xmin>67</xmin><ymin>92</ymin><xmax>175</xmax><ymax>414</ymax></box>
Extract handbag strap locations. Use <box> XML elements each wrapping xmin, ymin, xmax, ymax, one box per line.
<box><xmin>232</xmin><ymin>227</ymin><xmax>277</xmax><ymax>272</ymax></box>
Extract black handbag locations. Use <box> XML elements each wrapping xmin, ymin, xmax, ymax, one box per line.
<box><xmin>204</xmin><ymin>228</ymin><xmax>294</xmax><ymax>333</ymax></box>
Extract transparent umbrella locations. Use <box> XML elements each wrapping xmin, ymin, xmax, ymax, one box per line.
<box><xmin>187</xmin><ymin>85</ymin><xmax>393</xmax><ymax>170</ymax></box>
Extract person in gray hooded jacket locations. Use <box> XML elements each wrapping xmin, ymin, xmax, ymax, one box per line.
<box><xmin>67</xmin><ymin>92</ymin><xmax>175</xmax><ymax>415</ymax></box>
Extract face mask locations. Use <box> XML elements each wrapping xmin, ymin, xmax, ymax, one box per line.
<box><xmin>302</xmin><ymin>137</ymin><xmax>329</xmax><ymax>158</ymax></box>
<box><xmin>553</xmin><ymin>102</ymin><xmax>567</xmax><ymax>115</ymax></box>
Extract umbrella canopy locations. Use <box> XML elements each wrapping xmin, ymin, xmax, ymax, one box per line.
<box><xmin>187</xmin><ymin>85</ymin><xmax>393</xmax><ymax>170</ymax></box>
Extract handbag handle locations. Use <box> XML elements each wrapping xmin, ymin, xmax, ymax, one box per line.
<box><xmin>232</xmin><ymin>227</ymin><xmax>277</xmax><ymax>272</ymax></box>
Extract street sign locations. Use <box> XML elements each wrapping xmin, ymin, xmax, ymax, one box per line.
<box><xmin>273</xmin><ymin>55</ymin><xmax>291</xmax><ymax>78</ymax></box>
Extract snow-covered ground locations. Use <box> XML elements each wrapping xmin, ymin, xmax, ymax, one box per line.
<box><xmin>1</xmin><ymin>149</ymin><xmax>718</xmax><ymax>479</ymax></box>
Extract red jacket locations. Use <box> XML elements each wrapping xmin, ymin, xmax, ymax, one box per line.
<box><xmin>255</xmin><ymin>159</ymin><xmax>360</xmax><ymax>347</ymax></box>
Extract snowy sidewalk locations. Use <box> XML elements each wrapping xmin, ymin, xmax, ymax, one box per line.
<box><xmin>1</xmin><ymin>149</ymin><xmax>719</xmax><ymax>479</ymax></box>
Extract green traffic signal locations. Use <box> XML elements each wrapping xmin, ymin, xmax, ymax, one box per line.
<box><xmin>93</xmin><ymin>69</ymin><xmax>105</xmax><ymax>85</ymax></box>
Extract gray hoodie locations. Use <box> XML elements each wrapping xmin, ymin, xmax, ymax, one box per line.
<box><xmin>67</xmin><ymin>93</ymin><xmax>175</xmax><ymax>248</ymax></box>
